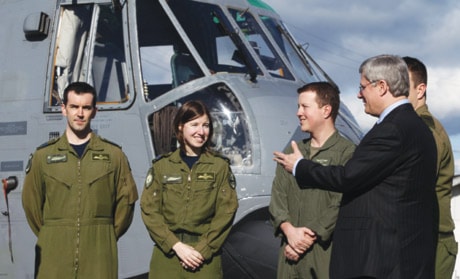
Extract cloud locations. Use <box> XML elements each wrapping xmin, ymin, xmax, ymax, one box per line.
<box><xmin>426</xmin><ymin>67</ymin><xmax>460</xmax><ymax>119</ymax></box>
<box><xmin>264</xmin><ymin>0</ymin><xmax>460</xmax><ymax>175</ymax></box>
<box><xmin>267</xmin><ymin>0</ymin><xmax>460</xmax><ymax>73</ymax></box>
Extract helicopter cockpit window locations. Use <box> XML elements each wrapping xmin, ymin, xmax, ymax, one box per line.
<box><xmin>260</xmin><ymin>16</ymin><xmax>318</xmax><ymax>83</ymax></box>
<box><xmin>148</xmin><ymin>83</ymin><xmax>252</xmax><ymax>168</ymax></box>
<box><xmin>167</xmin><ymin>0</ymin><xmax>261</xmax><ymax>77</ymax></box>
<box><xmin>228</xmin><ymin>9</ymin><xmax>294</xmax><ymax>80</ymax></box>
<box><xmin>140</xmin><ymin>42</ymin><xmax>204</xmax><ymax>101</ymax></box>
<box><xmin>136</xmin><ymin>0</ymin><xmax>204</xmax><ymax>101</ymax></box>
<box><xmin>48</xmin><ymin>4</ymin><xmax>129</xmax><ymax>108</ymax></box>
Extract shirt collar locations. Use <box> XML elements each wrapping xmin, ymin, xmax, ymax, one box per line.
<box><xmin>377</xmin><ymin>99</ymin><xmax>410</xmax><ymax>124</ymax></box>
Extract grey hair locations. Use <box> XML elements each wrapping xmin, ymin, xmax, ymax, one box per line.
<box><xmin>359</xmin><ymin>54</ymin><xmax>409</xmax><ymax>97</ymax></box>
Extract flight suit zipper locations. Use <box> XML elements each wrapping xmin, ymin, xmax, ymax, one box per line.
<box><xmin>183</xmin><ymin>161</ymin><xmax>198</xmax><ymax>223</ymax></box>
<box><xmin>184</xmin><ymin>167</ymin><xmax>193</xmax><ymax>223</ymax></box>
<box><xmin>74</xmin><ymin>159</ymin><xmax>82</xmax><ymax>275</ymax></box>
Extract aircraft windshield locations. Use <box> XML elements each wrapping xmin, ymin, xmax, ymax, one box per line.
<box><xmin>136</xmin><ymin>0</ymin><xmax>205</xmax><ymax>101</ymax></box>
<box><xmin>166</xmin><ymin>0</ymin><xmax>261</xmax><ymax>77</ymax></box>
<box><xmin>260</xmin><ymin>16</ymin><xmax>319</xmax><ymax>83</ymax></box>
<box><xmin>227</xmin><ymin>8</ymin><xmax>293</xmax><ymax>80</ymax></box>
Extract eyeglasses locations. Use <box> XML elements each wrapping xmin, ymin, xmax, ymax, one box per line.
<box><xmin>359</xmin><ymin>80</ymin><xmax>377</xmax><ymax>92</ymax></box>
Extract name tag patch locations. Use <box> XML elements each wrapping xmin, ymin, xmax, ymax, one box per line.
<box><xmin>162</xmin><ymin>175</ymin><xmax>183</xmax><ymax>184</ymax></box>
<box><xmin>313</xmin><ymin>158</ymin><xmax>330</xmax><ymax>166</ymax></box>
<box><xmin>47</xmin><ymin>154</ymin><xmax>67</xmax><ymax>164</ymax></box>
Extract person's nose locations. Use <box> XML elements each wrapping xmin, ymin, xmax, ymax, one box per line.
<box><xmin>296</xmin><ymin>106</ymin><xmax>302</xmax><ymax>117</ymax></box>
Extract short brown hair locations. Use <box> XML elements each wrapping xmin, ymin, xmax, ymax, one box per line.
<box><xmin>403</xmin><ymin>56</ymin><xmax>427</xmax><ymax>88</ymax></box>
<box><xmin>297</xmin><ymin>82</ymin><xmax>340</xmax><ymax>121</ymax></box>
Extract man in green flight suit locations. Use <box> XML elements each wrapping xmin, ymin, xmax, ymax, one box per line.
<box><xmin>22</xmin><ymin>82</ymin><xmax>138</xmax><ymax>279</ymax></box>
<box><xmin>403</xmin><ymin>56</ymin><xmax>458</xmax><ymax>279</ymax></box>
<box><xmin>269</xmin><ymin>82</ymin><xmax>355</xmax><ymax>278</ymax></box>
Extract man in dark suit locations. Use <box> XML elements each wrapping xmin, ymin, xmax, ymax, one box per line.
<box><xmin>274</xmin><ymin>54</ymin><xmax>438</xmax><ymax>278</ymax></box>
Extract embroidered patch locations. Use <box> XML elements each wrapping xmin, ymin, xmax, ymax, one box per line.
<box><xmin>25</xmin><ymin>154</ymin><xmax>33</xmax><ymax>173</ymax></box>
<box><xmin>196</xmin><ymin>172</ymin><xmax>215</xmax><ymax>182</ymax></box>
<box><xmin>229</xmin><ymin>172</ymin><xmax>236</xmax><ymax>189</ymax></box>
<box><xmin>92</xmin><ymin>153</ymin><xmax>110</xmax><ymax>161</ymax></box>
<box><xmin>162</xmin><ymin>175</ymin><xmax>182</xmax><ymax>184</ymax></box>
<box><xmin>46</xmin><ymin>154</ymin><xmax>67</xmax><ymax>164</ymax></box>
<box><xmin>145</xmin><ymin>169</ymin><xmax>154</xmax><ymax>189</ymax></box>
<box><xmin>313</xmin><ymin>158</ymin><xmax>330</xmax><ymax>166</ymax></box>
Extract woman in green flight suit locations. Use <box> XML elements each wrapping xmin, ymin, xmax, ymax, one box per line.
<box><xmin>141</xmin><ymin>100</ymin><xmax>238</xmax><ymax>279</ymax></box>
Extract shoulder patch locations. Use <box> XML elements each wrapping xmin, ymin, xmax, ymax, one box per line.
<box><xmin>144</xmin><ymin>168</ymin><xmax>154</xmax><ymax>189</ymax></box>
<box><xmin>99</xmin><ymin>137</ymin><xmax>121</xmax><ymax>148</ymax></box>
<box><xmin>25</xmin><ymin>154</ymin><xmax>33</xmax><ymax>174</ymax></box>
<box><xmin>229</xmin><ymin>172</ymin><xmax>236</xmax><ymax>189</ymax></box>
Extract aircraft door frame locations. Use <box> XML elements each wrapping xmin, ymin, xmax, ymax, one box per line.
<box><xmin>44</xmin><ymin>1</ymin><xmax>134</xmax><ymax>112</ymax></box>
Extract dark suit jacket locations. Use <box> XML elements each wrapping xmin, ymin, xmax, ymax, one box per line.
<box><xmin>295</xmin><ymin>103</ymin><xmax>437</xmax><ymax>279</ymax></box>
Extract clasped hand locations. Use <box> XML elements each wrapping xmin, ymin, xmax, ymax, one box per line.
<box><xmin>173</xmin><ymin>242</ymin><xmax>204</xmax><ymax>271</ymax></box>
<box><xmin>281</xmin><ymin>222</ymin><xmax>317</xmax><ymax>262</ymax></box>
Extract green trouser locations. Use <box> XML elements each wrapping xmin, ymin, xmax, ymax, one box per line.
<box><xmin>148</xmin><ymin>233</ymin><xmax>222</xmax><ymax>279</ymax></box>
<box><xmin>435</xmin><ymin>233</ymin><xmax>457</xmax><ymax>279</ymax></box>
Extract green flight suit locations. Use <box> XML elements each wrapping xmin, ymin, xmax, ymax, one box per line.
<box><xmin>269</xmin><ymin>131</ymin><xmax>355</xmax><ymax>279</ymax></box>
<box><xmin>141</xmin><ymin>149</ymin><xmax>238</xmax><ymax>279</ymax></box>
<box><xmin>22</xmin><ymin>133</ymin><xmax>138</xmax><ymax>279</ymax></box>
<box><xmin>417</xmin><ymin>104</ymin><xmax>458</xmax><ymax>278</ymax></box>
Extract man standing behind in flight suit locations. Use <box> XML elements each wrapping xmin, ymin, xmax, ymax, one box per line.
<box><xmin>269</xmin><ymin>82</ymin><xmax>355</xmax><ymax>278</ymax></box>
<box><xmin>403</xmin><ymin>56</ymin><xmax>458</xmax><ymax>278</ymax></box>
<box><xmin>22</xmin><ymin>82</ymin><xmax>138</xmax><ymax>279</ymax></box>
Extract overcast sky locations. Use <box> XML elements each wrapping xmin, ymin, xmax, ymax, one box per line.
<box><xmin>265</xmin><ymin>0</ymin><xmax>460</xmax><ymax>174</ymax></box>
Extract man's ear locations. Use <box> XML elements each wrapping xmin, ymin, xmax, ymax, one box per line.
<box><xmin>377</xmin><ymin>80</ymin><xmax>389</xmax><ymax>96</ymax></box>
<box><xmin>323</xmin><ymin>104</ymin><xmax>332</xmax><ymax>119</ymax></box>
<box><xmin>61</xmin><ymin>103</ymin><xmax>67</xmax><ymax>117</ymax></box>
<box><xmin>417</xmin><ymin>83</ymin><xmax>427</xmax><ymax>100</ymax></box>
<box><xmin>91</xmin><ymin>107</ymin><xmax>98</xmax><ymax>119</ymax></box>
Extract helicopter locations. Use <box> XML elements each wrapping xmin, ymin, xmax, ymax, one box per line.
<box><xmin>3</xmin><ymin>0</ymin><xmax>428</xmax><ymax>278</ymax></box>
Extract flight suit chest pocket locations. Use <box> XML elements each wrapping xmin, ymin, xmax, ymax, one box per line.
<box><xmin>42</xmin><ymin>157</ymin><xmax>72</xmax><ymax>192</ymax></box>
<box><xmin>162</xmin><ymin>174</ymin><xmax>185</xmax><ymax>206</ymax></box>
<box><xmin>85</xmin><ymin>158</ymin><xmax>114</xmax><ymax>217</ymax></box>
<box><xmin>177</xmin><ymin>172</ymin><xmax>217</xmax><ymax>223</ymax></box>
<box><xmin>42</xmin><ymin>159</ymin><xmax>74</xmax><ymax>218</ymax></box>
<box><xmin>193</xmin><ymin>172</ymin><xmax>215</xmax><ymax>194</ymax></box>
